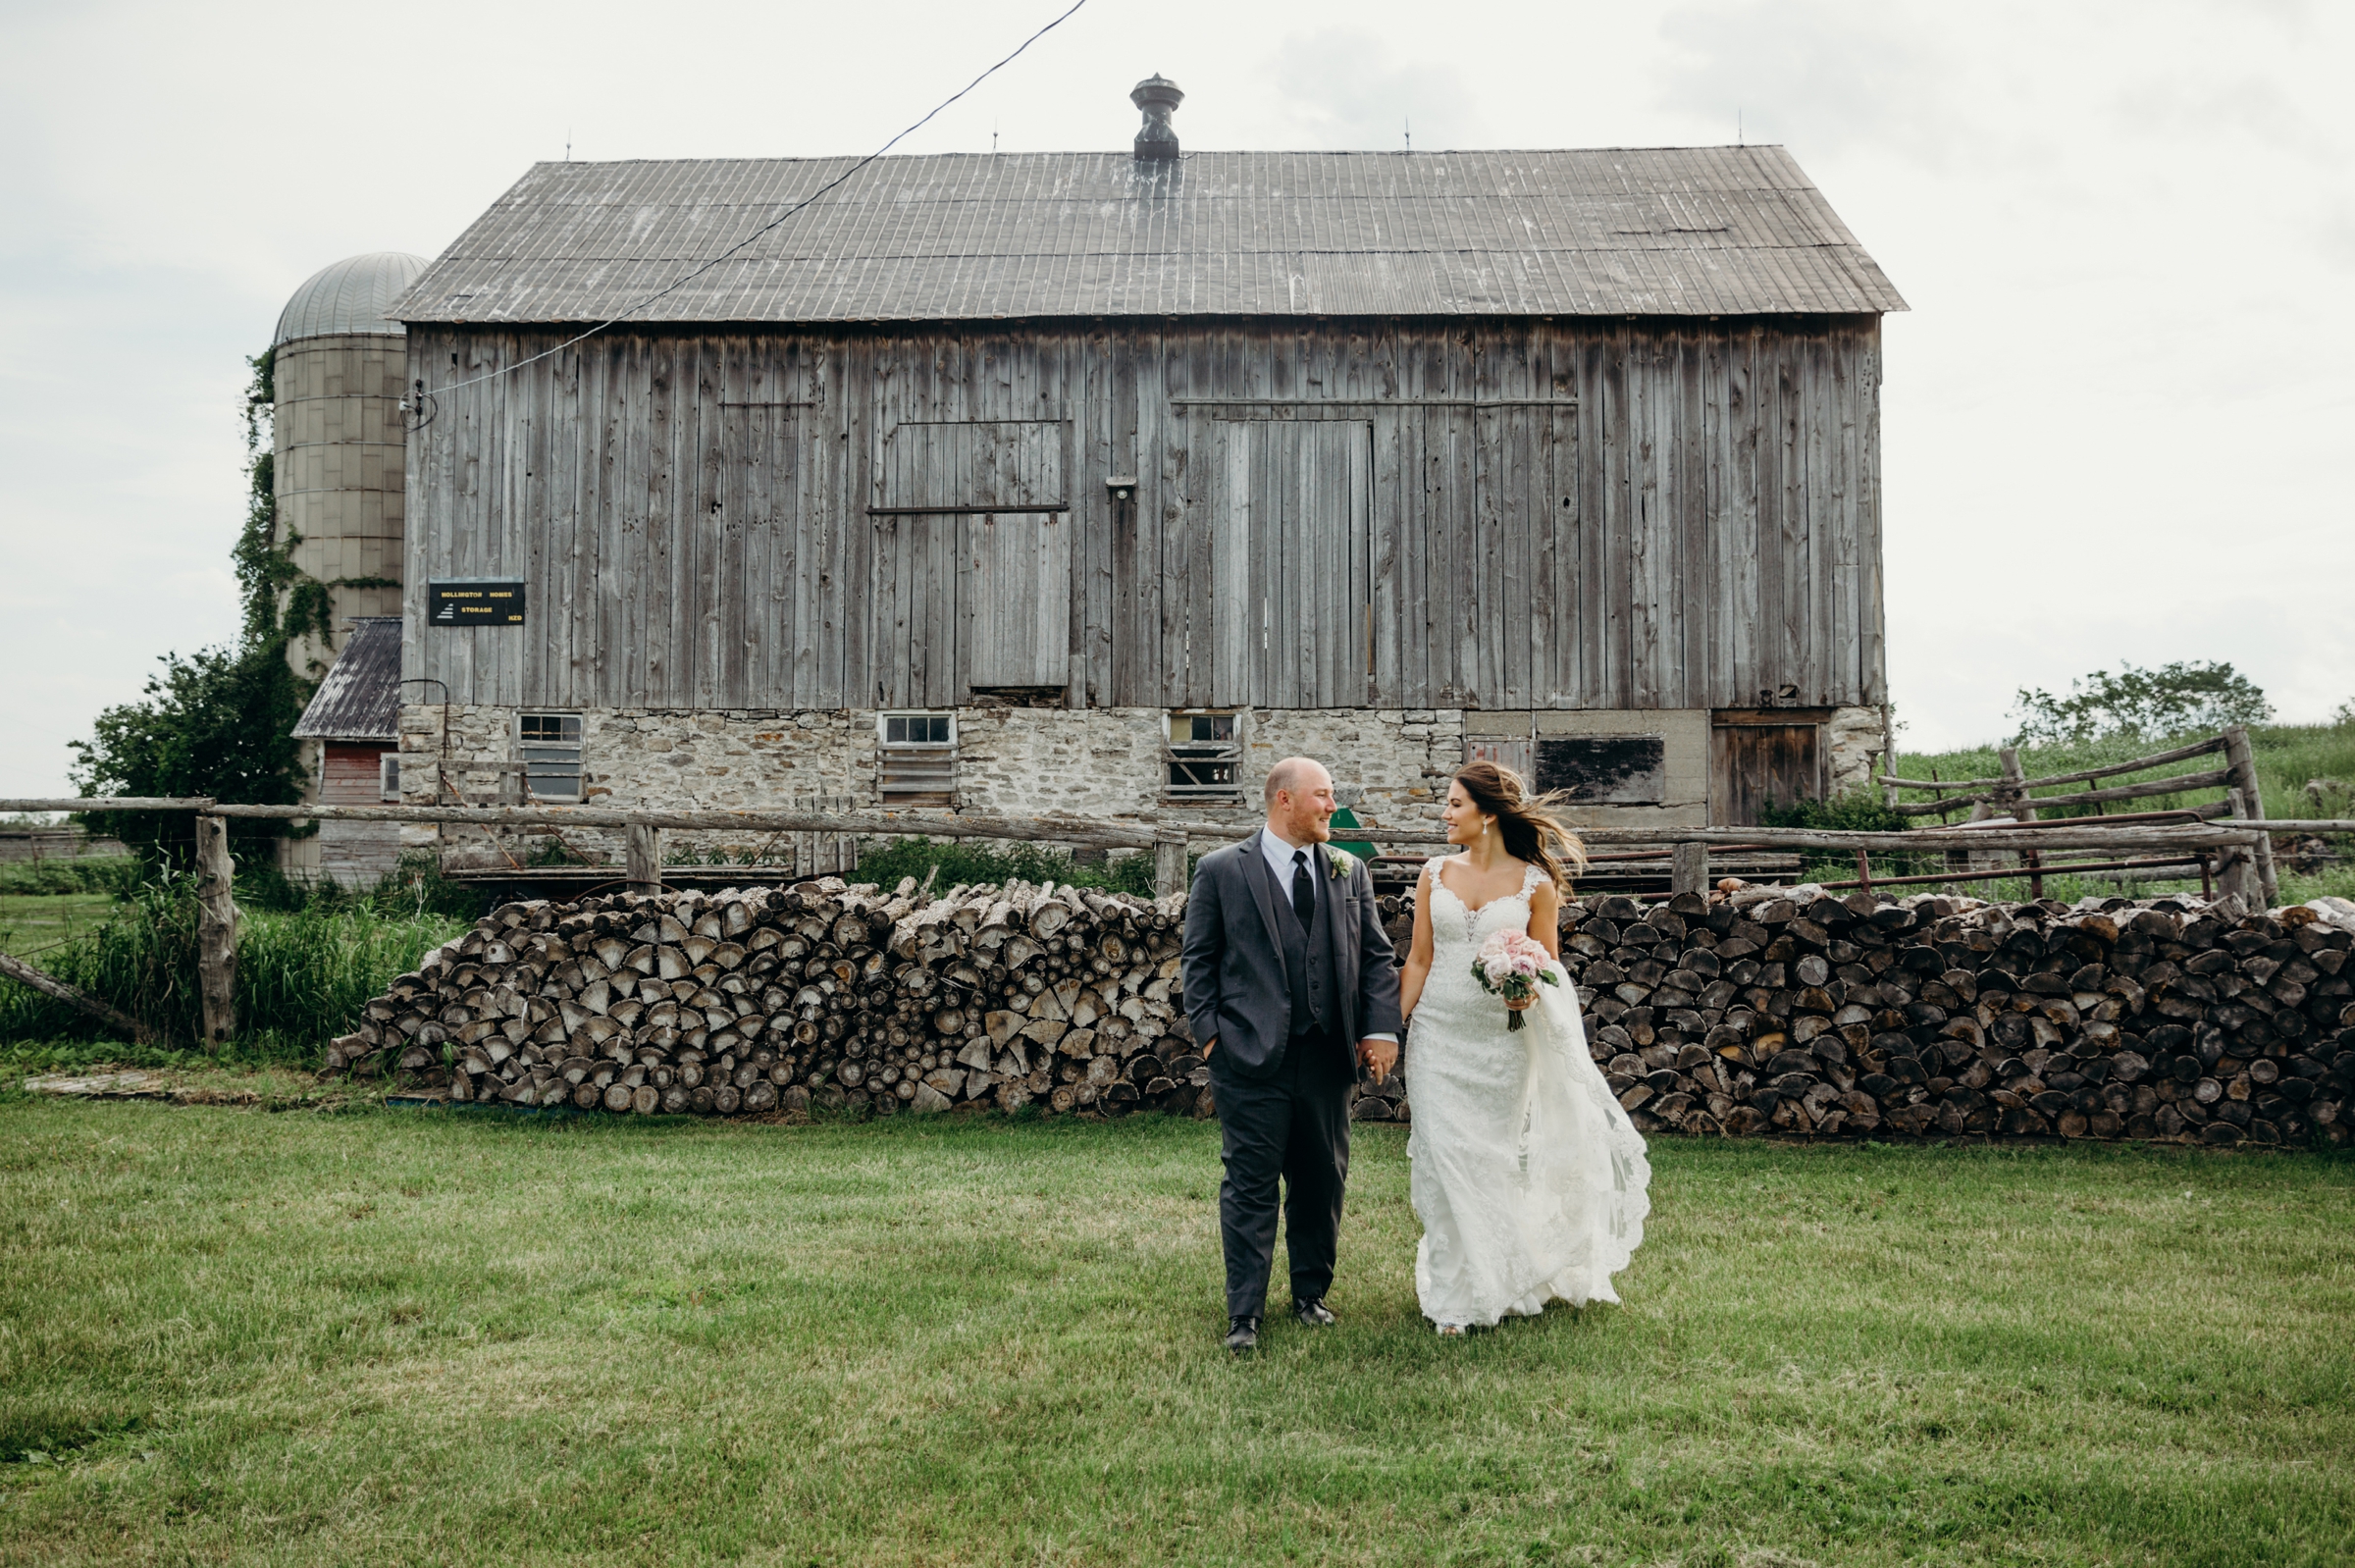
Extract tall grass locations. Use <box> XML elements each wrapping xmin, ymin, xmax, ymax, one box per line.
<box><xmin>0</xmin><ymin>876</ymin><xmax>465</xmax><ymax>1059</ymax></box>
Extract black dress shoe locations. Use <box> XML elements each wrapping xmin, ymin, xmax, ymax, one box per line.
<box><xmin>1293</xmin><ymin>1298</ymin><xmax>1336</xmax><ymax>1328</ymax></box>
<box><xmin>1225</xmin><ymin>1316</ymin><xmax>1261</xmax><ymax>1354</ymax></box>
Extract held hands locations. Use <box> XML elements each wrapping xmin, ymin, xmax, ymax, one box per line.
<box><xmin>1201</xmin><ymin>1036</ymin><xmax>1402</xmax><ymax>1084</ymax></box>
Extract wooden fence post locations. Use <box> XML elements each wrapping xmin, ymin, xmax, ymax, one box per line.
<box><xmin>626</xmin><ymin>824</ymin><xmax>662</xmax><ymax>895</ymax></box>
<box><xmin>2217</xmin><ymin>789</ymin><xmax>2261</xmax><ymax>906</ymax></box>
<box><xmin>1671</xmin><ymin>840</ymin><xmax>1709</xmax><ymax>897</ymax></box>
<box><xmin>2223</xmin><ymin>725</ymin><xmax>2277</xmax><ymax>907</ymax></box>
<box><xmin>1154</xmin><ymin>829</ymin><xmax>1189</xmax><ymax>900</ymax></box>
<box><xmin>1997</xmin><ymin>747</ymin><xmax>2045</xmax><ymax>899</ymax></box>
<box><xmin>192</xmin><ymin>812</ymin><xmax>237</xmax><ymax>1046</ymax></box>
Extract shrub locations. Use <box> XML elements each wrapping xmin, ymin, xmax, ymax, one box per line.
<box><xmin>1757</xmin><ymin>791</ymin><xmax>1910</xmax><ymax>835</ymax></box>
<box><xmin>852</xmin><ymin>837</ymin><xmax>1159</xmax><ymax>897</ymax></box>
<box><xmin>0</xmin><ymin>857</ymin><xmax>138</xmax><ymax>897</ymax></box>
<box><xmin>1757</xmin><ymin>791</ymin><xmax>1933</xmax><ymax>880</ymax></box>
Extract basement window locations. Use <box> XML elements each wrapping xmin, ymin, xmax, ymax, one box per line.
<box><xmin>379</xmin><ymin>754</ymin><xmax>401</xmax><ymax>803</ymax></box>
<box><xmin>1165</xmin><ymin>712</ymin><xmax>1241</xmax><ymax>803</ymax></box>
<box><xmin>518</xmin><ymin>713</ymin><xmax>584</xmax><ymax>803</ymax></box>
<box><xmin>879</xmin><ymin>711</ymin><xmax>956</xmax><ymax>808</ymax></box>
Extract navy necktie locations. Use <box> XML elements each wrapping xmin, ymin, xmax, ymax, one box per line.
<box><xmin>1291</xmin><ymin>850</ymin><xmax>1315</xmax><ymax>926</ymax></box>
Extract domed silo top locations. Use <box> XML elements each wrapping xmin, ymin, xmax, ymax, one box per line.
<box><xmin>274</xmin><ymin>252</ymin><xmax>428</xmax><ymax>344</ymax></box>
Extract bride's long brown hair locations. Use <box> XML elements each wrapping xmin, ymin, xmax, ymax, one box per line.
<box><xmin>1453</xmin><ymin>760</ymin><xmax>1587</xmax><ymax>892</ymax></box>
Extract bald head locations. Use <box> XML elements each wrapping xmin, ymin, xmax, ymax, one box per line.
<box><xmin>1263</xmin><ymin>757</ymin><xmax>1336</xmax><ymax>846</ymax></box>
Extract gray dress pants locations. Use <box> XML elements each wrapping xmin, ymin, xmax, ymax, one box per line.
<box><xmin>1210</xmin><ymin>1024</ymin><xmax>1355</xmax><ymax>1320</ymax></box>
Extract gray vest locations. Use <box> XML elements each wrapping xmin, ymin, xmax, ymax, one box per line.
<box><xmin>1270</xmin><ymin>847</ymin><xmax>1335</xmax><ymax>1037</ymax></box>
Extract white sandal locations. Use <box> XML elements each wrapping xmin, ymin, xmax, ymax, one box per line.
<box><xmin>1435</xmin><ymin>1322</ymin><xmax>1470</xmax><ymax>1337</ymax></box>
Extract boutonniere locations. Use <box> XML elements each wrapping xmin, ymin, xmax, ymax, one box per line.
<box><xmin>1326</xmin><ymin>848</ymin><xmax>1358</xmax><ymax>880</ymax></box>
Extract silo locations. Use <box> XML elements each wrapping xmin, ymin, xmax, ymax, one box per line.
<box><xmin>271</xmin><ymin>253</ymin><xmax>425</xmax><ymax>879</ymax></box>
<box><xmin>271</xmin><ymin>252</ymin><xmax>424</xmax><ymax>672</ymax></box>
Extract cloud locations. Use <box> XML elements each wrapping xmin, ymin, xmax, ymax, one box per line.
<box><xmin>1257</xmin><ymin>28</ymin><xmax>1488</xmax><ymax>151</ymax></box>
<box><xmin>1653</xmin><ymin>0</ymin><xmax>1962</xmax><ymax>165</ymax></box>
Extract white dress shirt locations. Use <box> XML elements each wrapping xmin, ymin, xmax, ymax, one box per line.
<box><xmin>1261</xmin><ymin>826</ymin><xmax>1396</xmax><ymax>1044</ymax></box>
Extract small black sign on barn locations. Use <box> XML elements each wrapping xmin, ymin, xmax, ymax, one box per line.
<box><xmin>1535</xmin><ymin>735</ymin><xmax>1667</xmax><ymax>804</ymax></box>
<box><xmin>427</xmin><ymin>578</ymin><xmax>526</xmax><ymax>626</ymax></box>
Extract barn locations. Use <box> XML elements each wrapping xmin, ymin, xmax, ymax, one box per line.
<box><xmin>381</xmin><ymin>78</ymin><xmax>1904</xmax><ymax>855</ymax></box>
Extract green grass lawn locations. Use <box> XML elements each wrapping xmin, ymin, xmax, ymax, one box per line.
<box><xmin>1</xmin><ymin>1103</ymin><xmax>2349</xmax><ymax>1567</ymax></box>
<box><xmin>0</xmin><ymin>892</ymin><xmax>119</xmax><ymax>961</ymax></box>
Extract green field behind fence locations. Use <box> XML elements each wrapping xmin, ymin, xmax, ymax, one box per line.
<box><xmin>0</xmin><ymin>1103</ymin><xmax>2348</xmax><ymax>1567</ymax></box>
<box><xmin>1874</xmin><ymin>722</ymin><xmax>2355</xmax><ymax>907</ymax></box>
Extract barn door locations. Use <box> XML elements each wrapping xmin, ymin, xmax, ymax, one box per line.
<box><xmin>963</xmin><ymin>513</ymin><xmax>1069</xmax><ymax>687</ymax></box>
<box><xmin>1710</xmin><ymin>710</ymin><xmax>1830</xmax><ymax>825</ymax></box>
<box><xmin>872</xmin><ymin>418</ymin><xmax>1071</xmax><ymax>701</ymax></box>
<box><xmin>1199</xmin><ymin>418</ymin><xmax>1373</xmax><ymax>707</ymax></box>
<box><xmin>871</xmin><ymin>515</ymin><xmax>962</xmax><ymax>708</ymax></box>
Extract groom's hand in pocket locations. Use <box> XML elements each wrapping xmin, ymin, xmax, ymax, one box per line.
<box><xmin>1201</xmin><ymin>1036</ymin><xmax>1216</xmax><ymax>1060</ymax></box>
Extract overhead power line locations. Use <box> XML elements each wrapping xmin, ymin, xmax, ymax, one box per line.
<box><xmin>408</xmin><ymin>0</ymin><xmax>1091</xmax><ymax>413</ymax></box>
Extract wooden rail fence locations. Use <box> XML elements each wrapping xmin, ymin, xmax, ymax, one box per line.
<box><xmin>0</xmin><ymin>794</ymin><xmax>2323</xmax><ymax>1050</ymax></box>
<box><xmin>1877</xmin><ymin>724</ymin><xmax>2281</xmax><ymax>906</ymax></box>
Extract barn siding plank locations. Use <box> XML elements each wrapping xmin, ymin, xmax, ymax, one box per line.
<box><xmin>1626</xmin><ymin>333</ymin><xmax>1661</xmax><ymax>708</ymax></box>
<box><xmin>1805</xmin><ymin>332</ymin><xmax>1833</xmax><ymax>705</ymax></box>
<box><xmin>1733</xmin><ymin>331</ymin><xmax>1761</xmax><ymax>706</ymax></box>
<box><xmin>1678</xmin><ymin>331</ymin><xmax>1709</xmax><ymax>710</ymax></box>
<box><xmin>1858</xmin><ymin>324</ymin><xmax>1888</xmax><ymax>705</ymax></box>
<box><xmin>1588</xmin><ymin>331</ymin><xmax>1623</xmax><ymax>708</ymax></box>
<box><xmin>1828</xmin><ymin>330</ymin><xmax>1859</xmax><ymax>706</ymax></box>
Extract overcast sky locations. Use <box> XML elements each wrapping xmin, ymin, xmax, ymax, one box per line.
<box><xmin>2</xmin><ymin>0</ymin><xmax>2348</xmax><ymax>796</ymax></box>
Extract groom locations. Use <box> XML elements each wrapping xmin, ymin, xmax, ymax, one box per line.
<box><xmin>1181</xmin><ymin>757</ymin><xmax>1403</xmax><ymax>1354</ymax></box>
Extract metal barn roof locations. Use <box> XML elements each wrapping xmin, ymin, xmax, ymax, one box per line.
<box><xmin>290</xmin><ymin>618</ymin><xmax>402</xmax><ymax>742</ymax></box>
<box><xmin>276</xmin><ymin>253</ymin><xmax>428</xmax><ymax>344</ymax></box>
<box><xmin>392</xmin><ymin>147</ymin><xmax>1905</xmax><ymax>326</ymax></box>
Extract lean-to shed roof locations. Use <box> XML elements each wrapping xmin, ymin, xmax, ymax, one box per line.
<box><xmin>290</xmin><ymin>618</ymin><xmax>402</xmax><ymax>742</ymax></box>
<box><xmin>392</xmin><ymin>146</ymin><xmax>1904</xmax><ymax>325</ymax></box>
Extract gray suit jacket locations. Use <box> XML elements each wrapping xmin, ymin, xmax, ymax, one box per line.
<box><xmin>1181</xmin><ymin>829</ymin><xmax>1404</xmax><ymax>1079</ymax></box>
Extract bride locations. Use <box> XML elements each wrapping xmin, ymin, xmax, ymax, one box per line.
<box><xmin>1398</xmin><ymin>761</ymin><xmax>1651</xmax><ymax>1333</ymax></box>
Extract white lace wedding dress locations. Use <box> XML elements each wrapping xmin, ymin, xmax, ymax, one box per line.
<box><xmin>1406</xmin><ymin>861</ymin><xmax>1651</xmax><ymax>1327</ymax></box>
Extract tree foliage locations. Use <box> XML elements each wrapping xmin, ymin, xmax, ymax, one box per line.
<box><xmin>70</xmin><ymin>645</ymin><xmax>309</xmax><ymax>865</ymax></box>
<box><xmin>2008</xmin><ymin>660</ymin><xmax>2272</xmax><ymax>746</ymax></box>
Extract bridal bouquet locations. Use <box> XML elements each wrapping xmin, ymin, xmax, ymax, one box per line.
<box><xmin>1472</xmin><ymin>930</ymin><xmax>1558</xmax><ymax>1030</ymax></box>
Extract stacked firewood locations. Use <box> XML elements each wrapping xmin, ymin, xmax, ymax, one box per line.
<box><xmin>1362</xmin><ymin>886</ymin><xmax>2354</xmax><ymax>1146</ymax></box>
<box><xmin>331</xmin><ymin>870</ymin><xmax>2353</xmax><ymax>1145</ymax></box>
<box><xmin>328</xmin><ymin>876</ymin><xmax>1208</xmax><ymax>1119</ymax></box>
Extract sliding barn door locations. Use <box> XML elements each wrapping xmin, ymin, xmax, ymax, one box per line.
<box><xmin>963</xmin><ymin>513</ymin><xmax>1070</xmax><ymax>688</ymax></box>
<box><xmin>871</xmin><ymin>418</ymin><xmax>1071</xmax><ymax>702</ymax></box>
<box><xmin>1197</xmin><ymin>418</ymin><xmax>1373</xmax><ymax>708</ymax></box>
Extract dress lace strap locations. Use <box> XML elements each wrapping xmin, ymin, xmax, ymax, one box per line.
<box><xmin>1521</xmin><ymin>861</ymin><xmax>1544</xmax><ymax>896</ymax></box>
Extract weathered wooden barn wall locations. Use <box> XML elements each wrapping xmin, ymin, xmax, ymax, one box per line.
<box><xmin>401</xmin><ymin>317</ymin><xmax>1884</xmax><ymax>716</ymax></box>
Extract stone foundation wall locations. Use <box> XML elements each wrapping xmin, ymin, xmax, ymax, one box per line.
<box><xmin>392</xmin><ymin>701</ymin><xmax>1897</xmax><ymax>862</ymax></box>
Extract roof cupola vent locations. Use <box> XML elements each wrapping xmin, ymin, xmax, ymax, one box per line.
<box><xmin>1130</xmin><ymin>74</ymin><xmax>1182</xmax><ymax>160</ymax></box>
